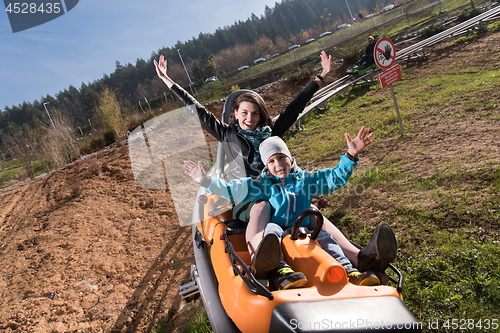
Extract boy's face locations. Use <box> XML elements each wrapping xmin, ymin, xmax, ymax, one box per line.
<box><xmin>267</xmin><ymin>153</ymin><xmax>292</xmax><ymax>179</ymax></box>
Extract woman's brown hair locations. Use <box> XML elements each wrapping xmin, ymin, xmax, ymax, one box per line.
<box><xmin>233</xmin><ymin>92</ymin><xmax>273</xmax><ymax>128</ymax></box>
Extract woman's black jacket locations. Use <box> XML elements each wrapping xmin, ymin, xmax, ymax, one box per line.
<box><xmin>170</xmin><ymin>81</ymin><xmax>319</xmax><ymax>179</ymax></box>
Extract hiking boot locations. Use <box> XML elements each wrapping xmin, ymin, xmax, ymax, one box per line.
<box><xmin>250</xmin><ymin>233</ymin><xmax>281</xmax><ymax>279</ymax></box>
<box><xmin>347</xmin><ymin>269</ymin><xmax>380</xmax><ymax>286</ymax></box>
<box><xmin>357</xmin><ymin>222</ymin><xmax>397</xmax><ymax>273</ymax></box>
<box><xmin>269</xmin><ymin>263</ymin><xmax>308</xmax><ymax>290</ymax></box>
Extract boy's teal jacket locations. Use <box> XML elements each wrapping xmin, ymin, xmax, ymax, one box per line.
<box><xmin>200</xmin><ymin>154</ymin><xmax>357</xmax><ymax>228</ymax></box>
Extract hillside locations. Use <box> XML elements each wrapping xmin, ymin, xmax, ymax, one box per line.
<box><xmin>0</xmin><ymin>30</ymin><xmax>499</xmax><ymax>332</ymax></box>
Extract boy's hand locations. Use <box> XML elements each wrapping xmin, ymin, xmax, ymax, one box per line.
<box><xmin>184</xmin><ymin>160</ymin><xmax>205</xmax><ymax>184</ymax></box>
<box><xmin>345</xmin><ymin>126</ymin><xmax>374</xmax><ymax>157</ymax></box>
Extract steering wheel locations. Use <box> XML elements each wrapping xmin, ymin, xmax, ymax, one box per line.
<box><xmin>290</xmin><ymin>208</ymin><xmax>323</xmax><ymax>241</ymax></box>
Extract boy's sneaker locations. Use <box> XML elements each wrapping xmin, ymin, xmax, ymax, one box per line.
<box><xmin>347</xmin><ymin>269</ymin><xmax>380</xmax><ymax>286</ymax></box>
<box><xmin>269</xmin><ymin>263</ymin><xmax>308</xmax><ymax>290</ymax></box>
<box><xmin>250</xmin><ymin>233</ymin><xmax>281</xmax><ymax>279</ymax></box>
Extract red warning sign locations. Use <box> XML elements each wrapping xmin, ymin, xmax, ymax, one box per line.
<box><xmin>374</xmin><ymin>37</ymin><xmax>396</xmax><ymax>70</ymax></box>
<box><xmin>379</xmin><ymin>64</ymin><xmax>402</xmax><ymax>88</ymax></box>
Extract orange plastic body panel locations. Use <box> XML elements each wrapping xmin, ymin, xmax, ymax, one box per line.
<box><xmin>209</xmin><ymin>221</ymin><xmax>403</xmax><ymax>333</ymax></box>
<box><xmin>196</xmin><ymin>194</ymin><xmax>232</xmax><ymax>244</ymax></box>
<box><xmin>197</xmin><ymin>217</ymin><xmax>218</xmax><ymax>245</ymax></box>
<box><xmin>282</xmin><ymin>235</ymin><xmax>348</xmax><ymax>285</ymax></box>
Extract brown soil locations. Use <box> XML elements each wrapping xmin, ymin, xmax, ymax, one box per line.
<box><xmin>1</xmin><ymin>30</ymin><xmax>499</xmax><ymax>332</ymax></box>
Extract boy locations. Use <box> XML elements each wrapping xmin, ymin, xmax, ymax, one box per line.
<box><xmin>184</xmin><ymin>126</ymin><xmax>395</xmax><ymax>289</ymax></box>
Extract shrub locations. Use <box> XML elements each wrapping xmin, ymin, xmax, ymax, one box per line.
<box><xmin>230</xmin><ymin>85</ymin><xmax>240</xmax><ymax>93</ymax></box>
<box><xmin>458</xmin><ymin>7</ymin><xmax>482</xmax><ymax>22</ymax></box>
<box><xmin>103</xmin><ymin>128</ymin><xmax>117</xmax><ymax>147</ymax></box>
<box><xmin>97</xmin><ymin>87</ymin><xmax>127</xmax><ymax>140</ymax></box>
<box><xmin>287</xmin><ymin>66</ymin><xmax>315</xmax><ymax>84</ymax></box>
<box><xmin>421</xmin><ymin>24</ymin><xmax>446</xmax><ymax>39</ymax></box>
<box><xmin>341</xmin><ymin>48</ymin><xmax>365</xmax><ymax>65</ymax></box>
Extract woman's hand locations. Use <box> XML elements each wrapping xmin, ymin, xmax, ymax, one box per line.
<box><xmin>183</xmin><ymin>160</ymin><xmax>205</xmax><ymax>184</ymax></box>
<box><xmin>154</xmin><ymin>55</ymin><xmax>175</xmax><ymax>88</ymax></box>
<box><xmin>319</xmin><ymin>50</ymin><xmax>332</xmax><ymax>77</ymax></box>
<box><xmin>345</xmin><ymin>126</ymin><xmax>374</xmax><ymax>157</ymax></box>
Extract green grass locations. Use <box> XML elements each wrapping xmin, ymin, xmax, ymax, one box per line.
<box><xmin>402</xmin><ymin>242</ymin><xmax>500</xmax><ymax>329</ymax></box>
<box><xmin>0</xmin><ymin>159</ymin><xmax>23</xmax><ymax>182</ymax></box>
<box><xmin>149</xmin><ymin>308</ymin><xmax>212</xmax><ymax>333</ymax></box>
<box><xmin>183</xmin><ymin>309</ymin><xmax>212</xmax><ymax>333</ymax></box>
<box><xmin>0</xmin><ymin>158</ymin><xmax>47</xmax><ymax>187</ymax></box>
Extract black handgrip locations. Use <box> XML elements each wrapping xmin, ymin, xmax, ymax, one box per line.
<box><xmin>291</xmin><ymin>208</ymin><xmax>323</xmax><ymax>240</ymax></box>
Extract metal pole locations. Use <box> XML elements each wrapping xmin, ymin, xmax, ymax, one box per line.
<box><xmin>404</xmin><ymin>0</ymin><xmax>411</xmax><ymax>27</ymax></box>
<box><xmin>177</xmin><ymin>49</ymin><xmax>196</xmax><ymax>96</ymax></box>
<box><xmin>344</xmin><ymin>0</ymin><xmax>355</xmax><ymax>25</ymax></box>
<box><xmin>439</xmin><ymin>0</ymin><xmax>445</xmax><ymax>13</ymax></box>
<box><xmin>266</xmin><ymin>59</ymin><xmax>276</xmax><ymax>82</ymax></box>
<box><xmin>291</xmin><ymin>49</ymin><xmax>300</xmax><ymax>69</ymax></box>
<box><xmin>390</xmin><ymin>85</ymin><xmax>404</xmax><ymax>133</ymax></box>
<box><xmin>43</xmin><ymin>102</ymin><xmax>54</xmax><ymax>127</ymax></box>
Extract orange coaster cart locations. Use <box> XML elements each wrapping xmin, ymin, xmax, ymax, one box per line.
<box><xmin>189</xmin><ymin>90</ymin><xmax>421</xmax><ymax>333</ymax></box>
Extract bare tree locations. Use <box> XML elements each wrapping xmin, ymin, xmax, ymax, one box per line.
<box><xmin>38</xmin><ymin>111</ymin><xmax>80</xmax><ymax>169</ymax></box>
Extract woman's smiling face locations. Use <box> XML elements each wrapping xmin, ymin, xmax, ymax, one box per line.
<box><xmin>234</xmin><ymin>101</ymin><xmax>261</xmax><ymax>131</ymax></box>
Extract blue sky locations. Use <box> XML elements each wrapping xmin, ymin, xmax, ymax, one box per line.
<box><xmin>0</xmin><ymin>0</ymin><xmax>279</xmax><ymax>110</ymax></box>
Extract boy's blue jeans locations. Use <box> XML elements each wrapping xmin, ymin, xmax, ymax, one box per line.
<box><xmin>264</xmin><ymin>223</ymin><xmax>353</xmax><ymax>270</ymax></box>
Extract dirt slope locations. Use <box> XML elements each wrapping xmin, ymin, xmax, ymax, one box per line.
<box><xmin>0</xmin><ymin>30</ymin><xmax>499</xmax><ymax>332</ymax></box>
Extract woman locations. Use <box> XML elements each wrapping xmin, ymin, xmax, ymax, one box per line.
<box><xmin>154</xmin><ymin>52</ymin><xmax>330</xmax><ymax>181</ymax></box>
<box><xmin>154</xmin><ymin>52</ymin><xmax>391</xmax><ymax>281</ymax></box>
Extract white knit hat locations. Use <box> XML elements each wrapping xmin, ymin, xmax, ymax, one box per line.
<box><xmin>259</xmin><ymin>136</ymin><xmax>292</xmax><ymax>165</ymax></box>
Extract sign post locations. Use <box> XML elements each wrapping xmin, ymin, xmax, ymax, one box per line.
<box><xmin>374</xmin><ymin>38</ymin><xmax>404</xmax><ymax>133</ymax></box>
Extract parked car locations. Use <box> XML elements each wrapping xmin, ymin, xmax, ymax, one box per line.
<box><xmin>336</xmin><ymin>23</ymin><xmax>351</xmax><ymax>31</ymax></box>
<box><xmin>304</xmin><ymin>38</ymin><xmax>316</xmax><ymax>44</ymax></box>
<box><xmin>204</xmin><ymin>76</ymin><xmax>218</xmax><ymax>84</ymax></box>
<box><xmin>365</xmin><ymin>13</ymin><xmax>375</xmax><ymax>18</ymax></box>
<box><xmin>254</xmin><ymin>57</ymin><xmax>266</xmax><ymax>64</ymax></box>
<box><xmin>289</xmin><ymin>44</ymin><xmax>300</xmax><ymax>51</ymax></box>
<box><xmin>382</xmin><ymin>4</ymin><xmax>395</xmax><ymax>11</ymax></box>
<box><xmin>319</xmin><ymin>31</ymin><xmax>332</xmax><ymax>38</ymax></box>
